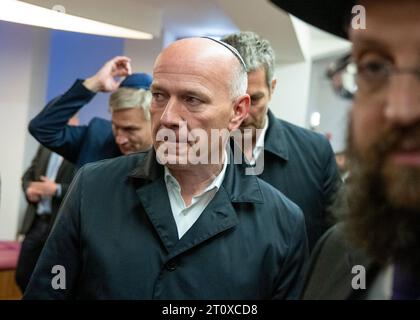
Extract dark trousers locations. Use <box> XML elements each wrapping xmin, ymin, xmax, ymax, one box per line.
<box><xmin>15</xmin><ymin>215</ymin><xmax>51</xmax><ymax>293</ymax></box>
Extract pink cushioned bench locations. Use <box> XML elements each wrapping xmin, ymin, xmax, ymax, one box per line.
<box><xmin>0</xmin><ymin>241</ymin><xmax>22</xmax><ymax>299</ymax></box>
<box><xmin>0</xmin><ymin>241</ymin><xmax>21</xmax><ymax>271</ymax></box>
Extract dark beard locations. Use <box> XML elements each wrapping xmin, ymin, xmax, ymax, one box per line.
<box><xmin>341</xmin><ymin>120</ymin><xmax>420</xmax><ymax>277</ymax></box>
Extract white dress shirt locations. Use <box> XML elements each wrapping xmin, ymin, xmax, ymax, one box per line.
<box><xmin>164</xmin><ymin>150</ymin><xmax>228</xmax><ymax>239</ymax></box>
<box><xmin>366</xmin><ymin>265</ymin><xmax>393</xmax><ymax>300</ymax></box>
<box><xmin>249</xmin><ymin>115</ymin><xmax>269</xmax><ymax>165</ymax></box>
<box><xmin>37</xmin><ymin>152</ymin><xmax>63</xmax><ymax>215</ymax></box>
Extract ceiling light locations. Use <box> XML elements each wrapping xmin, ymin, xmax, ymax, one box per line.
<box><xmin>0</xmin><ymin>0</ymin><xmax>153</xmax><ymax>40</ymax></box>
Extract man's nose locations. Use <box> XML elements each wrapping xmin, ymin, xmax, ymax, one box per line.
<box><xmin>385</xmin><ymin>74</ymin><xmax>420</xmax><ymax>127</ymax></box>
<box><xmin>160</xmin><ymin>97</ymin><xmax>183</xmax><ymax>128</ymax></box>
<box><xmin>115</xmin><ymin>132</ymin><xmax>128</xmax><ymax>145</ymax></box>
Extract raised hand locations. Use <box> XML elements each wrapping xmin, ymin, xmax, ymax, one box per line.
<box><xmin>83</xmin><ymin>56</ymin><xmax>132</xmax><ymax>93</ymax></box>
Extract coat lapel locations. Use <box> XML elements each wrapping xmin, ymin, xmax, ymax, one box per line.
<box><xmin>166</xmin><ymin>185</ymin><xmax>239</xmax><ymax>259</ymax></box>
<box><xmin>136</xmin><ymin>178</ymin><xmax>179</xmax><ymax>253</ymax></box>
<box><xmin>264</xmin><ymin>109</ymin><xmax>289</xmax><ymax>161</ymax></box>
<box><xmin>38</xmin><ymin>147</ymin><xmax>51</xmax><ymax>179</ymax></box>
<box><xmin>129</xmin><ymin>150</ymin><xmax>179</xmax><ymax>253</ymax></box>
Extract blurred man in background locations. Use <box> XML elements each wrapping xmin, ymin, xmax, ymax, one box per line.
<box><xmin>16</xmin><ymin>117</ymin><xmax>78</xmax><ymax>292</ymax></box>
<box><xmin>29</xmin><ymin>56</ymin><xmax>153</xmax><ymax>168</ymax></box>
<box><xmin>223</xmin><ymin>31</ymin><xmax>341</xmax><ymax>251</ymax></box>
<box><xmin>270</xmin><ymin>0</ymin><xmax>420</xmax><ymax>299</ymax></box>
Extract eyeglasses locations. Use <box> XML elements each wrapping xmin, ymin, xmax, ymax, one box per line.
<box><xmin>326</xmin><ymin>54</ymin><xmax>420</xmax><ymax>100</ymax></box>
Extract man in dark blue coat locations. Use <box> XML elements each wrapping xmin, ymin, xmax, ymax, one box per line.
<box><xmin>29</xmin><ymin>56</ymin><xmax>153</xmax><ymax>168</ymax></box>
<box><xmin>223</xmin><ymin>32</ymin><xmax>341</xmax><ymax>251</ymax></box>
<box><xmin>24</xmin><ymin>37</ymin><xmax>308</xmax><ymax>299</ymax></box>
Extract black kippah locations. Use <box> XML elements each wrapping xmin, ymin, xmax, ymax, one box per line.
<box><xmin>201</xmin><ymin>36</ymin><xmax>248</xmax><ymax>72</ymax></box>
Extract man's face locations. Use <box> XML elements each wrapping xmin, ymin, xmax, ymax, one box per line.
<box><xmin>241</xmin><ymin>68</ymin><xmax>276</xmax><ymax>133</ymax></box>
<box><xmin>350</xmin><ymin>0</ymin><xmax>420</xmax><ymax>210</ymax></box>
<box><xmin>150</xmin><ymin>39</ymin><xmax>248</xmax><ymax>169</ymax></box>
<box><xmin>111</xmin><ymin>108</ymin><xmax>152</xmax><ymax>155</ymax></box>
<box><xmin>345</xmin><ymin>0</ymin><xmax>420</xmax><ymax>269</ymax></box>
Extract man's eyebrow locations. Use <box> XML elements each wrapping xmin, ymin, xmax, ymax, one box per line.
<box><xmin>180</xmin><ymin>89</ymin><xmax>208</xmax><ymax>97</ymax></box>
<box><xmin>351</xmin><ymin>34</ymin><xmax>393</xmax><ymax>58</ymax></box>
<box><xmin>250</xmin><ymin>92</ymin><xmax>265</xmax><ymax>99</ymax></box>
<box><xmin>112</xmin><ymin>119</ymin><xmax>135</xmax><ymax>126</ymax></box>
<box><xmin>150</xmin><ymin>83</ymin><xmax>165</xmax><ymax>91</ymax></box>
<box><xmin>112</xmin><ymin>122</ymin><xmax>140</xmax><ymax>129</ymax></box>
<box><xmin>151</xmin><ymin>83</ymin><xmax>210</xmax><ymax>99</ymax></box>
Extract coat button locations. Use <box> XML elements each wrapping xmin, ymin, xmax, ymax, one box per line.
<box><xmin>166</xmin><ymin>260</ymin><xmax>177</xmax><ymax>271</ymax></box>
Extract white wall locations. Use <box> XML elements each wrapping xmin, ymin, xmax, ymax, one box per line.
<box><xmin>307</xmin><ymin>56</ymin><xmax>352</xmax><ymax>152</ymax></box>
<box><xmin>124</xmin><ymin>37</ymin><xmax>164</xmax><ymax>74</ymax></box>
<box><xmin>0</xmin><ymin>22</ymin><xmax>50</xmax><ymax>240</ymax></box>
<box><xmin>269</xmin><ymin>61</ymin><xmax>312</xmax><ymax>128</ymax></box>
<box><xmin>269</xmin><ymin>53</ymin><xmax>352</xmax><ymax>152</ymax></box>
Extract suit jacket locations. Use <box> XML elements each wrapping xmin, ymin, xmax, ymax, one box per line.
<box><xmin>20</xmin><ymin>146</ymin><xmax>75</xmax><ymax>234</ymax></box>
<box><xmin>28</xmin><ymin>80</ymin><xmax>121</xmax><ymax>168</ymax></box>
<box><xmin>24</xmin><ymin>149</ymin><xmax>308</xmax><ymax>299</ymax></box>
<box><xmin>251</xmin><ymin>110</ymin><xmax>341</xmax><ymax>251</ymax></box>
<box><xmin>301</xmin><ymin>224</ymin><xmax>381</xmax><ymax>300</ymax></box>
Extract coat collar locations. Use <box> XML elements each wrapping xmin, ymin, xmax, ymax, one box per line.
<box><xmin>127</xmin><ymin>147</ymin><xmax>162</xmax><ymax>181</ymax></box>
<box><xmin>128</xmin><ymin>148</ymin><xmax>264</xmax><ymax>203</ymax></box>
<box><xmin>264</xmin><ymin>109</ymin><xmax>289</xmax><ymax>161</ymax></box>
<box><xmin>127</xmin><ymin>148</ymin><xmax>264</xmax><ymax>256</ymax></box>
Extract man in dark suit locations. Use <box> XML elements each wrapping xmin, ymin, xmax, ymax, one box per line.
<box><xmin>222</xmin><ymin>32</ymin><xmax>341</xmax><ymax>251</ymax></box>
<box><xmin>271</xmin><ymin>0</ymin><xmax>420</xmax><ymax>299</ymax></box>
<box><xmin>23</xmin><ymin>37</ymin><xmax>308</xmax><ymax>299</ymax></box>
<box><xmin>29</xmin><ymin>56</ymin><xmax>153</xmax><ymax>168</ymax></box>
<box><xmin>16</xmin><ymin>144</ymin><xmax>75</xmax><ymax>292</ymax></box>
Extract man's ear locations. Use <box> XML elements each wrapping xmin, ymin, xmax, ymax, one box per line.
<box><xmin>270</xmin><ymin>78</ymin><xmax>277</xmax><ymax>96</ymax></box>
<box><xmin>228</xmin><ymin>94</ymin><xmax>250</xmax><ymax>131</ymax></box>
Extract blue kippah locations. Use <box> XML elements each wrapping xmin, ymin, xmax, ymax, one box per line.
<box><xmin>119</xmin><ymin>73</ymin><xmax>152</xmax><ymax>90</ymax></box>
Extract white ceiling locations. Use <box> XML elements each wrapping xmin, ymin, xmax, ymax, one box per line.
<box><xmin>150</xmin><ymin>0</ymin><xmax>238</xmax><ymax>37</ymax></box>
<box><xmin>23</xmin><ymin>0</ymin><xmax>350</xmax><ymax>63</ymax></box>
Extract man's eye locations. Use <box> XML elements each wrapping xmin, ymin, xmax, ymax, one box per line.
<box><xmin>358</xmin><ymin>60</ymin><xmax>391</xmax><ymax>79</ymax></box>
<box><xmin>251</xmin><ymin>97</ymin><xmax>261</xmax><ymax>105</ymax></box>
<box><xmin>152</xmin><ymin>92</ymin><xmax>165</xmax><ymax>102</ymax></box>
<box><xmin>365</xmin><ymin>62</ymin><xmax>387</xmax><ymax>73</ymax></box>
<box><xmin>185</xmin><ymin>97</ymin><xmax>202</xmax><ymax>105</ymax></box>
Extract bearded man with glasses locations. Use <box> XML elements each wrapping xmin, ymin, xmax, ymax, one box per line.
<box><xmin>271</xmin><ymin>0</ymin><xmax>420</xmax><ymax>300</ymax></box>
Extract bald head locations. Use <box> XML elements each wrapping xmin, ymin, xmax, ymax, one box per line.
<box><xmin>154</xmin><ymin>37</ymin><xmax>247</xmax><ymax>99</ymax></box>
<box><xmin>149</xmin><ymin>37</ymin><xmax>250</xmax><ymax>169</ymax></box>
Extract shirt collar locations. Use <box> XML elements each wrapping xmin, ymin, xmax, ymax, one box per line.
<box><xmin>252</xmin><ymin>115</ymin><xmax>269</xmax><ymax>161</ymax></box>
<box><xmin>164</xmin><ymin>149</ymin><xmax>229</xmax><ymax>196</ymax></box>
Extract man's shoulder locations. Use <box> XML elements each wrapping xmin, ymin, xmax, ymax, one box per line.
<box><xmin>310</xmin><ymin>223</ymin><xmax>348</xmax><ymax>259</ymax></box>
<box><xmin>274</xmin><ymin>117</ymin><xmax>330</xmax><ymax>148</ymax></box>
<box><xmin>82</xmin><ymin>118</ymin><xmax>114</xmax><ymax>139</ymax></box>
<box><xmin>255</xmin><ymin>176</ymin><xmax>305</xmax><ymax>223</ymax></box>
<box><xmin>79</xmin><ymin>150</ymin><xmax>149</xmax><ymax>180</ymax></box>
<box><xmin>88</xmin><ymin>117</ymin><xmax>112</xmax><ymax>129</ymax></box>
<box><xmin>257</xmin><ymin>176</ymin><xmax>300</xmax><ymax>208</ymax></box>
<box><xmin>301</xmin><ymin>223</ymin><xmax>373</xmax><ymax>299</ymax></box>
